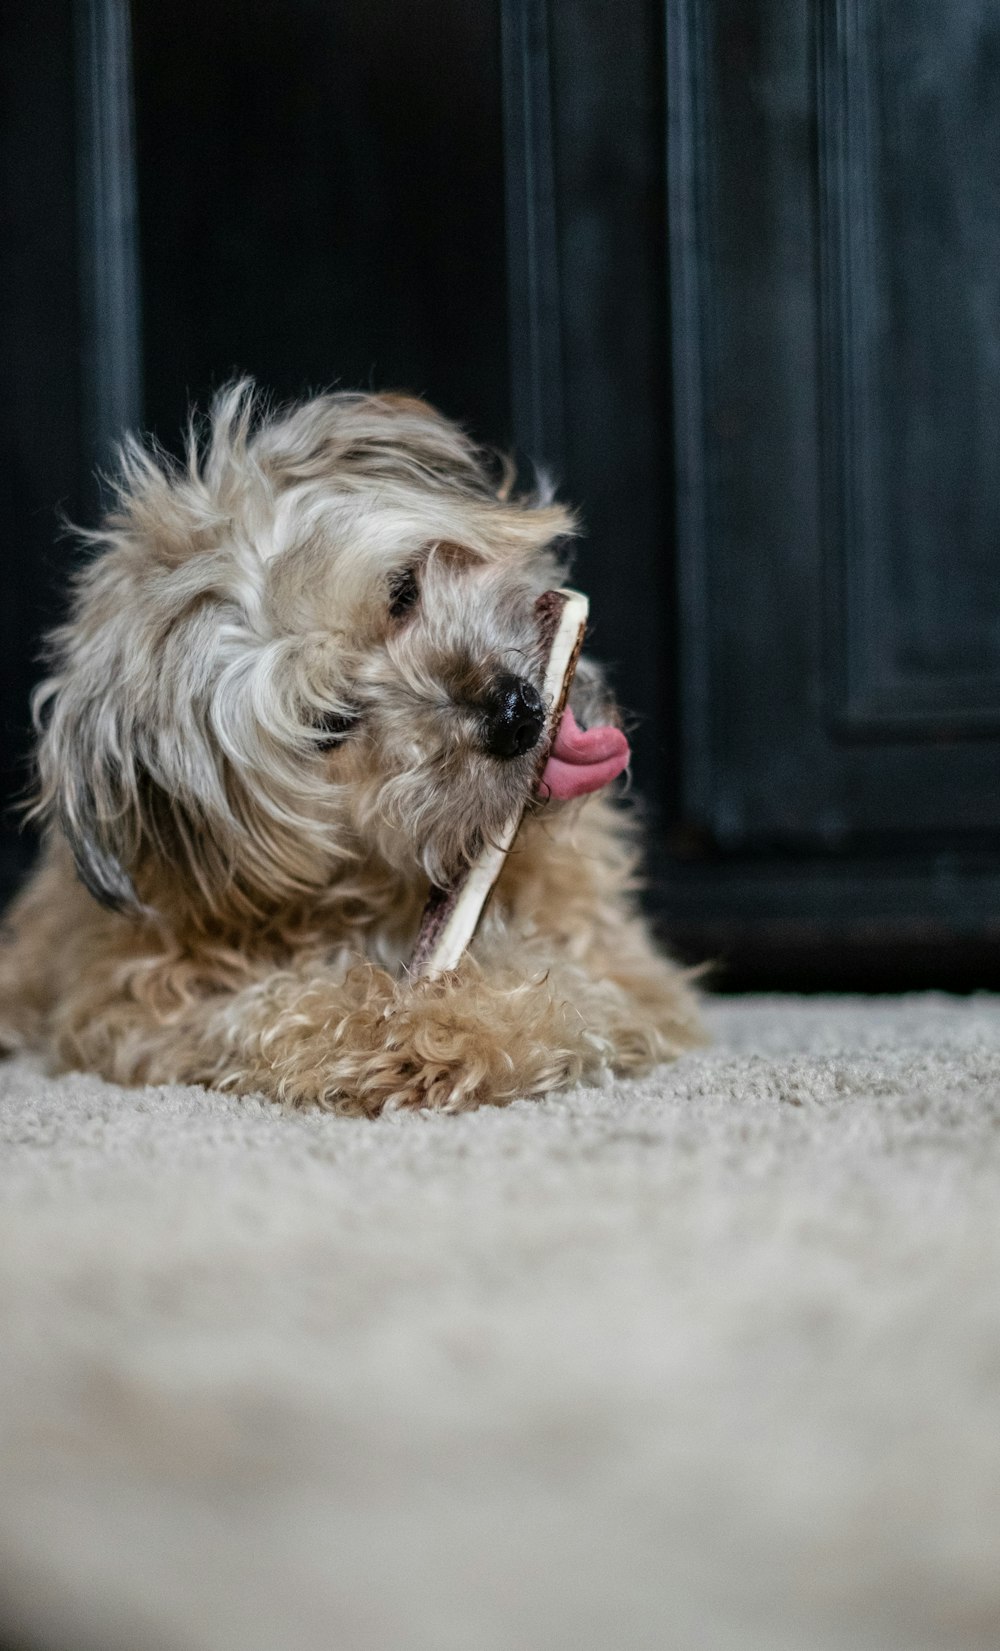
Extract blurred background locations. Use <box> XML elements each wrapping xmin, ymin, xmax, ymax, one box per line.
<box><xmin>3</xmin><ymin>0</ymin><xmax>999</xmax><ymax>989</ymax></box>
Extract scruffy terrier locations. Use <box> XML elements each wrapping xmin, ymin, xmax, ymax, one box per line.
<box><xmin>0</xmin><ymin>385</ymin><xmax>702</xmax><ymax>1113</ymax></box>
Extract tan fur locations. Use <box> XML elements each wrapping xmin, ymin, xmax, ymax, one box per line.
<box><xmin>0</xmin><ymin>384</ymin><xmax>703</xmax><ymax>1114</ymax></box>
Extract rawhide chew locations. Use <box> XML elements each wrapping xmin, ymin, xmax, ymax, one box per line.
<box><xmin>410</xmin><ymin>587</ymin><xmax>589</xmax><ymax>979</ymax></box>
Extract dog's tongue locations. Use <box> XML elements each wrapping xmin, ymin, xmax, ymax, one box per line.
<box><xmin>538</xmin><ymin>707</ymin><xmax>630</xmax><ymax>801</ymax></box>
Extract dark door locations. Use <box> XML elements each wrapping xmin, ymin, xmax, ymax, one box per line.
<box><xmin>3</xmin><ymin>0</ymin><xmax>1000</xmax><ymax>986</ymax></box>
<box><xmin>506</xmin><ymin>0</ymin><xmax>1000</xmax><ymax>983</ymax></box>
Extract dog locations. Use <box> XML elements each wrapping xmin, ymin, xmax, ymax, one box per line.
<box><xmin>0</xmin><ymin>384</ymin><xmax>703</xmax><ymax>1113</ymax></box>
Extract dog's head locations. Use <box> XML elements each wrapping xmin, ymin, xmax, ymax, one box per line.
<box><xmin>34</xmin><ymin>383</ymin><xmax>586</xmax><ymax>925</ymax></box>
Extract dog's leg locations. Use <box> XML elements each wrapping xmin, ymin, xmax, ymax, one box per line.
<box><xmin>46</xmin><ymin>949</ymin><xmax>630</xmax><ymax>1114</ymax></box>
<box><xmin>567</xmin><ymin>916</ymin><xmax>705</xmax><ymax>1071</ymax></box>
<box><xmin>219</xmin><ymin>956</ymin><xmax>622</xmax><ymax>1113</ymax></box>
<box><xmin>477</xmin><ymin>922</ymin><xmax>703</xmax><ymax>1080</ymax></box>
<box><xmin>0</xmin><ymin>849</ymin><xmax>71</xmax><ymax>1053</ymax></box>
<box><xmin>43</xmin><ymin>908</ymin><xmax>700</xmax><ymax>1113</ymax></box>
<box><xmin>27</xmin><ymin>797</ymin><xmax>702</xmax><ymax>1112</ymax></box>
<box><xmin>38</xmin><ymin>917</ymin><xmax>700</xmax><ymax>1114</ymax></box>
<box><xmin>491</xmin><ymin>792</ymin><xmax>706</xmax><ymax>1074</ymax></box>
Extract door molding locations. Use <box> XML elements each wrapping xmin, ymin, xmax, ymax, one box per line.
<box><xmin>75</xmin><ymin>0</ymin><xmax>143</xmax><ymax>478</ymax></box>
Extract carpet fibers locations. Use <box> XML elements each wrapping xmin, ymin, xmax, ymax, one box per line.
<box><xmin>2</xmin><ymin>994</ymin><xmax>1000</xmax><ymax>1651</ymax></box>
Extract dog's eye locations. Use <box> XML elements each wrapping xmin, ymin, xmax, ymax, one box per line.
<box><xmin>312</xmin><ymin>709</ymin><xmax>355</xmax><ymax>750</ymax></box>
<box><xmin>388</xmin><ymin>566</ymin><xmax>420</xmax><ymax>621</ymax></box>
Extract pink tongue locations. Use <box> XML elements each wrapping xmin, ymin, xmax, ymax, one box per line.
<box><xmin>538</xmin><ymin>707</ymin><xmax>630</xmax><ymax>801</ymax></box>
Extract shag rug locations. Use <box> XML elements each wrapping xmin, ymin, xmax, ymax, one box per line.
<box><xmin>2</xmin><ymin>994</ymin><xmax>1000</xmax><ymax>1651</ymax></box>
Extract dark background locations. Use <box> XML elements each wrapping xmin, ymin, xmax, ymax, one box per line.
<box><xmin>3</xmin><ymin>0</ymin><xmax>1000</xmax><ymax>987</ymax></box>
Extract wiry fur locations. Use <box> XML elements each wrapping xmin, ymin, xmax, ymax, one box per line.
<box><xmin>0</xmin><ymin>384</ymin><xmax>703</xmax><ymax>1113</ymax></box>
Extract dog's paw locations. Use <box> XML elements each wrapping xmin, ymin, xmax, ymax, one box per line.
<box><xmin>312</xmin><ymin>967</ymin><xmax>596</xmax><ymax>1115</ymax></box>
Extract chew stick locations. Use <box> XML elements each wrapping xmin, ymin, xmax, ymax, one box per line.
<box><xmin>410</xmin><ymin>587</ymin><xmax>589</xmax><ymax>978</ymax></box>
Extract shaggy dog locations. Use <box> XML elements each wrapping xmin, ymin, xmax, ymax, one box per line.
<box><xmin>0</xmin><ymin>385</ymin><xmax>702</xmax><ymax>1113</ymax></box>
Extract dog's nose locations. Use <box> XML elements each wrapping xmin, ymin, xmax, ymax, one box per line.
<box><xmin>483</xmin><ymin>673</ymin><xmax>545</xmax><ymax>759</ymax></box>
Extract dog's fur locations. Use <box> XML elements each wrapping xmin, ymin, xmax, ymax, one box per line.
<box><xmin>0</xmin><ymin>385</ymin><xmax>702</xmax><ymax>1113</ymax></box>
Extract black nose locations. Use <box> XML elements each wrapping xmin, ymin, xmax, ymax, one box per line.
<box><xmin>483</xmin><ymin>673</ymin><xmax>545</xmax><ymax>759</ymax></box>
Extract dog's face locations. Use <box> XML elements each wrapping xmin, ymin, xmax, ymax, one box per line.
<box><xmin>35</xmin><ymin>385</ymin><xmax>585</xmax><ymax>923</ymax></box>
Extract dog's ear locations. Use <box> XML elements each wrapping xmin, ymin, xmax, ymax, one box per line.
<box><xmin>60</xmin><ymin>807</ymin><xmax>144</xmax><ymax>916</ymax></box>
<box><xmin>33</xmin><ymin>674</ymin><xmax>147</xmax><ymax>917</ymax></box>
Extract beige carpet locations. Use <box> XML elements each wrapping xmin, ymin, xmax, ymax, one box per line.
<box><xmin>2</xmin><ymin>994</ymin><xmax>1000</xmax><ymax>1651</ymax></box>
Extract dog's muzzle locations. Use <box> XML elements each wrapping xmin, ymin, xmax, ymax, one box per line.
<box><xmin>482</xmin><ymin>673</ymin><xmax>545</xmax><ymax>759</ymax></box>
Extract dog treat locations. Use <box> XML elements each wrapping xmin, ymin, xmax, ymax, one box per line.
<box><xmin>411</xmin><ymin>588</ymin><xmax>590</xmax><ymax>978</ymax></box>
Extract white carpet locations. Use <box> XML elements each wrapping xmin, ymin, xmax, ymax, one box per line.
<box><xmin>2</xmin><ymin>994</ymin><xmax>1000</xmax><ymax>1651</ymax></box>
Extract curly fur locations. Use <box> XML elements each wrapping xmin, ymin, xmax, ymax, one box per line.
<box><xmin>0</xmin><ymin>384</ymin><xmax>703</xmax><ymax>1113</ymax></box>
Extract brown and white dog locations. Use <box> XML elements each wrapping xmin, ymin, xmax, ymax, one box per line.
<box><xmin>0</xmin><ymin>385</ymin><xmax>702</xmax><ymax>1112</ymax></box>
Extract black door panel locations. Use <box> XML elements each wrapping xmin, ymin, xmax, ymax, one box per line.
<box><xmin>3</xmin><ymin>0</ymin><xmax>999</xmax><ymax>984</ymax></box>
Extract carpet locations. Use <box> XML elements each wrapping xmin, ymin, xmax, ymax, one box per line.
<box><xmin>2</xmin><ymin>994</ymin><xmax>1000</xmax><ymax>1651</ymax></box>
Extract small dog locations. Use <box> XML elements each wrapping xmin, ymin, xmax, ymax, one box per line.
<box><xmin>0</xmin><ymin>385</ymin><xmax>702</xmax><ymax>1112</ymax></box>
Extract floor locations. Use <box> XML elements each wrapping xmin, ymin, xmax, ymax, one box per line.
<box><xmin>2</xmin><ymin>993</ymin><xmax>1000</xmax><ymax>1651</ymax></box>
